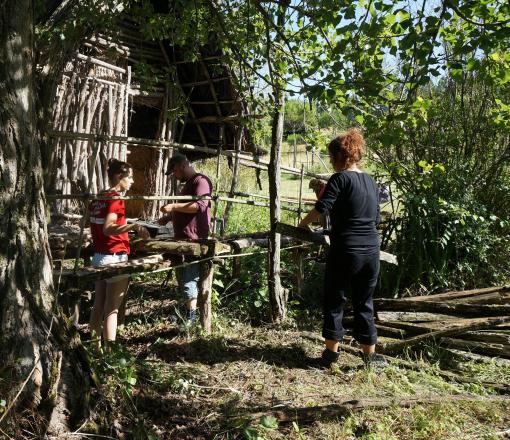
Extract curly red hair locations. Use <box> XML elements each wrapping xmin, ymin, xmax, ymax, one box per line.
<box><xmin>328</xmin><ymin>128</ymin><xmax>365</xmax><ymax>170</ymax></box>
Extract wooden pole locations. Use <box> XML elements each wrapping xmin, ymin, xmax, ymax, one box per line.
<box><xmin>223</xmin><ymin>123</ymin><xmax>244</xmax><ymax>232</ymax></box>
<box><xmin>267</xmin><ymin>5</ymin><xmax>287</xmax><ymax>323</ymax></box>
<box><xmin>298</xmin><ymin>163</ymin><xmax>305</xmax><ymax>223</ymax></box>
<box><xmin>211</xmin><ymin>125</ymin><xmax>224</xmax><ymax>237</ymax></box>
<box><xmin>198</xmin><ymin>260</ymin><xmax>214</xmax><ymax>334</ymax></box>
<box><xmin>47</xmin><ymin>130</ymin><xmax>329</xmax><ymax>179</ymax></box>
<box><xmin>74</xmin><ymin>136</ymin><xmax>101</xmax><ymax>271</ymax></box>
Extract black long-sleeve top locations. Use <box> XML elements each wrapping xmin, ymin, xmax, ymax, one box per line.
<box><xmin>315</xmin><ymin>171</ymin><xmax>380</xmax><ymax>248</ymax></box>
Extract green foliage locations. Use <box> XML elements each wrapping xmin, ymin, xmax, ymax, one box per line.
<box><xmin>87</xmin><ymin>342</ymin><xmax>138</xmax><ymax>400</ymax></box>
<box><xmin>371</xmin><ymin>68</ymin><xmax>510</xmax><ymax>292</ymax></box>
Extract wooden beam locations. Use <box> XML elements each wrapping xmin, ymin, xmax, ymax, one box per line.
<box><xmin>190</xmin><ymin>100</ymin><xmax>238</xmax><ymax>105</ymax></box>
<box><xmin>374</xmin><ymin>298</ymin><xmax>510</xmax><ymax>317</ymax></box>
<box><xmin>76</xmin><ymin>53</ymin><xmax>126</xmax><ymax>73</ymax></box>
<box><xmin>274</xmin><ymin>222</ymin><xmax>398</xmax><ymax>265</ymax></box>
<box><xmin>130</xmin><ymin>238</ymin><xmax>231</xmax><ymax>257</ymax></box>
<box><xmin>180</xmin><ymin>76</ymin><xmax>231</xmax><ymax>87</ymax></box>
<box><xmin>232</xmin><ymin>395</ymin><xmax>510</xmax><ymax>424</ymax></box>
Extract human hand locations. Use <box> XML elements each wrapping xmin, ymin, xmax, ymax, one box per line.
<box><xmin>297</xmin><ymin>221</ymin><xmax>310</xmax><ymax>230</ymax></box>
<box><xmin>160</xmin><ymin>204</ymin><xmax>174</xmax><ymax>215</ymax></box>
<box><xmin>134</xmin><ymin>224</ymin><xmax>150</xmax><ymax>239</ymax></box>
<box><xmin>157</xmin><ymin>215</ymin><xmax>170</xmax><ymax>225</ymax></box>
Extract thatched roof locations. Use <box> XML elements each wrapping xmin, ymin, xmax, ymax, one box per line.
<box><xmin>81</xmin><ymin>17</ymin><xmax>261</xmax><ymax>161</ymax></box>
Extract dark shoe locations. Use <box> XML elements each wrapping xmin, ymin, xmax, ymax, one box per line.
<box><xmin>363</xmin><ymin>353</ymin><xmax>388</xmax><ymax>370</ymax></box>
<box><xmin>320</xmin><ymin>348</ymin><xmax>340</xmax><ymax>368</ymax></box>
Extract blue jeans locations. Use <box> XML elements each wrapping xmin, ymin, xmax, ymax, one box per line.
<box><xmin>175</xmin><ymin>262</ymin><xmax>200</xmax><ymax>301</ymax></box>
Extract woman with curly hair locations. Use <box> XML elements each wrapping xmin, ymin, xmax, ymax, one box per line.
<box><xmin>299</xmin><ymin>129</ymin><xmax>386</xmax><ymax>368</ymax></box>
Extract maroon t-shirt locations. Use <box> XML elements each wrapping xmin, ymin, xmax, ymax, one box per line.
<box><xmin>173</xmin><ymin>173</ymin><xmax>212</xmax><ymax>239</ymax></box>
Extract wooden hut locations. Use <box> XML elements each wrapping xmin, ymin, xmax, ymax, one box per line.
<box><xmin>48</xmin><ymin>17</ymin><xmax>259</xmax><ymax>219</ymax></box>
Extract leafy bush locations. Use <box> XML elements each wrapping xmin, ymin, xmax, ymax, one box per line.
<box><xmin>364</xmin><ymin>65</ymin><xmax>510</xmax><ymax>294</ymax></box>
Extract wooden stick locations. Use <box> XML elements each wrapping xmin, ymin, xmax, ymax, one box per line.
<box><xmin>298</xmin><ymin>163</ymin><xmax>305</xmax><ymax>222</ymax></box>
<box><xmin>76</xmin><ymin>53</ymin><xmax>126</xmax><ymax>73</ymax></box>
<box><xmin>440</xmin><ymin>337</ymin><xmax>510</xmax><ymax>359</ymax></box>
<box><xmin>233</xmin><ymin>395</ymin><xmax>510</xmax><ymax>424</ymax></box>
<box><xmin>400</xmin><ymin>285</ymin><xmax>510</xmax><ymax>303</ymax></box>
<box><xmin>47</xmin><ymin>130</ymin><xmax>327</xmax><ymax>179</ymax></box>
<box><xmin>374</xmin><ymin>298</ymin><xmax>510</xmax><ymax>318</ymax></box>
<box><xmin>47</xmin><ymin>194</ymin><xmax>301</xmax><ymax>213</ymax></box>
<box><xmin>380</xmin><ymin>316</ymin><xmax>510</xmax><ymax>355</ymax></box>
<box><xmin>74</xmin><ymin>137</ymin><xmax>101</xmax><ymax>271</ymax></box>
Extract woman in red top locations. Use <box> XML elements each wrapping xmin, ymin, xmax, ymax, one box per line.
<box><xmin>89</xmin><ymin>159</ymin><xmax>149</xmax><ymax>349</ymax></box>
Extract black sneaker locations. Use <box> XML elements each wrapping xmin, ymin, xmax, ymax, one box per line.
<box><xmin>362</xmin><ymin>352</ymin><xmax>388</xmax><ymax>370</ymax></box>
<box><xmin>320</xmin><ymin>348</ymin><xmax>340</xmax><ymax>368</ymax></box>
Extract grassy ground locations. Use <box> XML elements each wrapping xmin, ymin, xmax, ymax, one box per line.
<box><xmin>77</xmin><ymin>277</ymin><xmax>510</xmax><ymax>440</ymax></box>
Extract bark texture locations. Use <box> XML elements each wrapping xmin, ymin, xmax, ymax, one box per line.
<box><xmin>268</xmin><ymin>89</ymin><xmax>286</xmax><ymax>322</ymax></box>
<box><xmin>0</xmin><ymin>2</ymin><xmax>88</xmax><ymax>435</ymax></box>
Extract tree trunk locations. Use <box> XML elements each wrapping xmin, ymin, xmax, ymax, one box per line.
<box><xmin>268</xmin><ymin>88</ymin><xmax>286</xmax><ymax>322</ymax></box>
<box><xmin>0</xmin><ymin>2</ymin><xmax>88</xmax><ymax>435</ymax></box>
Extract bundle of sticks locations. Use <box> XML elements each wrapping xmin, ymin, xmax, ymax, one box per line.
<box><xmin>371</xmin><ymin>286</ymin><xmax>510</xmax><ymax>359</ymax></box>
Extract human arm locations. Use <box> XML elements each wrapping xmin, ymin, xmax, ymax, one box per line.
<box><xmin>298</xmin><ymin>209</ymin><xmax>322</xmax><ymax>229</ymax></box>
<box><xmin>160</xmin><ymin>175</ymin><xmax>212</xmax><ymax>216</ymax></box>
<box><xmin>103</xmin><ymin>213</ymin><xmax>150</xmax><ymax>238</ymax></box>
<box><xmin>160</xmin><ymin>202</ymin><xmax>200</xmax><ymax>215</ymax></box>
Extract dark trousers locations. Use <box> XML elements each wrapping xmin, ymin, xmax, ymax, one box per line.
<box><xmin>322</xmin><ymin>246</ymin><xmax>379</xmax><ymax>345</ymax></box>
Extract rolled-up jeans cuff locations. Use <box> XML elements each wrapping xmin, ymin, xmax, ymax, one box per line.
<box><xmin>177</xmin><ymin>263</ymin><xmax>200</xmax><ymax>301</ymax></box>
<box><xmin>355</xmin><ymin>334</ymin><xmax>377</xmax><ymax>345</ymax></box>
<box><xmin>322</xmin><ymin>328</ymin><xmax>345</xmax><ymax>342</ymax></box>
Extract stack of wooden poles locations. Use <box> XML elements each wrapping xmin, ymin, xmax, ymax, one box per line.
<box><xmin>371</xmin><ymin>286</ymin><xmax>510</xmax><ymax>359</ymax></box>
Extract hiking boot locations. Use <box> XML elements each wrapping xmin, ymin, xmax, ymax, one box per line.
<box><xmin>320</xmin><ymin>348</ymin><xmax>340</xmax><ymax>368</ymax></box>
<box><xmin>362</xmin><ymin>352</ymin><xmax>388</xmax><ymax>370</ymax></box>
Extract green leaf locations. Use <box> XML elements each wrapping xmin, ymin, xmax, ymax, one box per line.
<box><xmin>355</xmin><ymin>114</ymin><xmax>365</xmax><ymax>124</ymax></box>
<box><xmin>260</xmin><ymin>415</ymin><xmax>279</xmax><ymax>429</ymax></box>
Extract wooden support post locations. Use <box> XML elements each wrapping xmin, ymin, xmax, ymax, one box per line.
<box><xmin>230</xmin><ymin>241</ymin><xmax>242</xmax><ymax>279</ymax></box>
<box><xmin>211</xmin><ymin>125</ymin><xmax>224</xmax><ymax>237</ymax></box>
<box><xmin>293</xmin><ymin>248</ymin><xmax>305</xmax><ymax>297</ymax></box>
<box><xmin>297</xmin><ymin>163</ymin><xmax>305</xmax><ymax>224</ymax></box>
<box><xmin>198</xmin><ymin>260</ymin><xmax>214</xmax><ymax>334</ymax></box>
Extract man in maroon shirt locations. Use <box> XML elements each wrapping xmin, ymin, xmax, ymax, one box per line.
<box><xmin>159</xmin><ymin>154</ymin><xmax>213</xmax><ymax>322</ymax></box>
